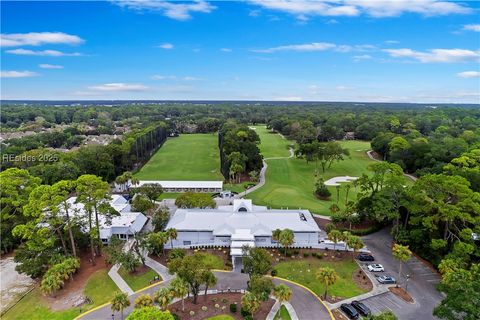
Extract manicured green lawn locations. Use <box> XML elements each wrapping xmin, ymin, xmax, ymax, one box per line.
<box><xmin>200</xmin><ymin>252</ymin><xmax>225</xmax><ymax>270</ymax></box>
<box><xmin>275</xmin><ymin>259</ymin><xmax>368</xmax><ymax>299</ymax></box>
<box><xmin>207</xmin><ymin>315</ymin><xmax>235</xmax><ymax>320</ymax></box>
<box><xmin>251</xmin><ymin>125</ymin><xmax>291</xmax><ymax>158</ymax></box>
<box><xmin>135</xmin><ymin>134</ymin><xmax>223</xmax><ymax>181</ymax></box>
<box><xmin>118</xmin><ymin>266</ymin><xmax>160</xmax><ymax>292</ymax></box>
<box><xmin>274</xmin><ymin>305</ymin><xmax>292</xmax><ymax>320</ymax></box>
<box><xmin>247</xmin><ymin>136</ymin><xmax>375</xmax><ymax>215</ymax></box>
<box><xmin>3</xmin><ymin>269</ymin><xmax>118</xmax><ymax>320</ymax></box>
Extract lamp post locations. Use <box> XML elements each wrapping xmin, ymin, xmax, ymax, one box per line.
<box><xmin>405</xmin><ymin>274</ymin><xmax>410</xmax><ymax>293</ymax></box>
<box><xmin>111</xmin><ymin>313</ymin><xmax>115</xmax><ymax>320</ymax></box>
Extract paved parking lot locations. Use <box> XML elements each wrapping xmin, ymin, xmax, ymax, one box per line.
<box><xmin>355</xmin><ymin>228</ymin><xmax>443</xmax><ymax>320</ymax></box>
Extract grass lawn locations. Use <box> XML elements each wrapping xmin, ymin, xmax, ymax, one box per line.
<box><xmin>247</xmin><ymin>134</ymin><xmax>375</xmax><ymax>215</ymax></box>
<box><xmin>118</xmin><ymin>266</ymin><xmax>160</xmax><ymax>292</ymax></box>
<box><xmin>207</xmin><ymin>315</ymin><xmax>235</xmax><ymax>320</ymax></box>
<box><xmin>3</xmin><ymin>270</ymin><xmax>118</xmax><ymax>320</ymax></box>
<box><xmin>274</xmin><ymin>259</ymin><xmax>368</xmax><ymax>300</ymax></box>
<box><xmin>135</xmin><ymin>134</ymin><xmax>223</xmax><ymax>181</ymax></box>
<box><xmin>201</xmin><ymin>252</ymin><xmax>225</xmax><ymax>270</ymax></box>
<box><xmin>251</xmin><ymin>125</ymin><xmax>291</xmax><ymax>158</ymax></box>
<box><xmin>274</xmin><ymin>305</ymin><xmax>292</xmax><ymax>320</ymax></box>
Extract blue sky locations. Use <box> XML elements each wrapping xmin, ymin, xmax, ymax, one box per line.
<box><xmin>1</xmin><ymin>0</ymin><xmax>479</xmax><ymax>103</ymax></box>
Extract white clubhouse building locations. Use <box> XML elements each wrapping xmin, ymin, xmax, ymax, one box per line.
<box><xmin>166</xmin><ymin>199</ymin><xmax>324</xmax><ymax>263</ymax></box>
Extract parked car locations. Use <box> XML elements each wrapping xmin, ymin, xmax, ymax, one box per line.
<box><xmin>357</xmin><ymin>253</ymin><xmax>375</xmax><ymax>261</ymax></box>
<box><xmin>367</xmin><ymin>264</ymin><xmax>385</xmax><ymax>272</ymax></box>
<box><xmin>376</xmin><ymin>275</ymin><xmax>396</xmax><ymax>284</ymax></box>
<box><xmin>340</xmin><ymin>303</ymin><xmax>359</xmax><ymax>320</ymax></box>
<box><xmin>351</xmin><ymin>300</ymin><xmax>371</xmax><ymax>316</ymax></box>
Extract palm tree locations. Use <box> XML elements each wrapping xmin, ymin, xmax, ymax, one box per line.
<box><xmin>273</xmin><ymin>284</ymin><xmax>292</xmax><ymax>305</ymax></box>
<box><xmin>241</xmin><ymin>291</ymin><xmax>261</xmax><ymax>320</ymax></box>
<box><xmin>327</xmin><ymin>229</ymin><xmax>342</xmax><ymax>251</ymax></box>
<box><xmin>166</xmin><ymin>228</ymin><xmax>178</xmax><ymax>249</ymax></box>
<box><xmin>316</xmin><ymin>267</ymin><xmax>338</xmax><ymax>300</ymax></box>
<box><xmin>40</xmin><ymin>273</ymin><xmax>64</xmax><ymax>296</ymax></box>
<box><xmin>272</xmin><ymin>229</ymin><xmax>282</xmax><ymax>248</ymax></box>
<box><xmin>134</xmin><ymin>294</ymin><xmax>154</xmax><ymax>308</ymax></box>
<box><xmin>170</xmin><ymin>277</ymin><xmax>188</xmax><ymax>311</ymax></box>
<box><xmin>346</xmin><ymin>235</ymin><xmax>364</xmax><ymax>261</ymax></box>
<box><xmin>111</xmin><ymin>292</ymin><xmax>130</xmax><ymax>320</ymax></box>
<box><xmin>344</xmin><ymin>183</ymin><xmax>352</xmax><ymax>205</ymax></box>
<box><xmin>154</xmin><ymin>287</ymin><xmax>173</xmax><ymax>311</ymax></box>
<box><xmin>392</xmin><ymin>244</ymin><xmax>412</xmax><ymax>288</ymax></box>
<box><xmin>279</xmin><ymin>229</ymin><xmax>294</xmax><ymax>257</ymax></box>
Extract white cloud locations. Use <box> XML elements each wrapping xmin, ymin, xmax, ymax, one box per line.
<box><xmin>6</xmin><ymin>48</ymin><xmax>82</xmax><ymax>56</ymax></box>
<box><xmin>158</xmin><ymin>43</ymin><xmax>173</xmax><ymax>49</ymax></box>
<box><xmin>0</xmin><ymin>32</ymin><xmax>84</xmax><ymax>47</ymax></box>
<box><xmin>250</xmin><ymin>0</ymin><xmax>471</xmax><ymax>18</ymax></box>
<box><xmin>463</xmin><ymin>24</ymin><xmax>480</xmax><ymax>32</ymax></box>
<box><xmin>220</xmin><ymin>48</ymin><xmax>232</xmax><ymax>52</ymax></box>
<box><xmin>353</xmin><ymin>54</ymin><xmax>372</xmax><ymax>61</ymax></box>
<box><xmin>39</xmin><ymin>64</ymin><xmax>64</xmax><ymax>69</ymax></box>
<box><xmin>385</xmin><ymin>40</ymin><xmax>399</xmax><ymax>44</ymax></box>
<box><xmin>183</xmin><ymin>76</ymin><xmax>202</xmax><ymax>81</ymax></box>
<box><xmin>253</xmin><ymin>42</ymin><xmax>374</xmax><ymax>53</ymax></box>
<box><xmin>151</xmin><ymin>75</ymin><xmax>176</xmax><ymax>80</ymax></box>
<box><xmin>252</xmin><ymin>42</ymin><xmax>336</xmax><ymax>53</ymax></box>
<box><xmin>88</xmin><ymin>83</ymin><xmax>149</xmax><ymax>92</ymax></box>
<box><xmin>0</xmin><ymin>70</ymin><xmax>38</xmax><ymax>78</ymax></box>
<box><xmin>383</xmin><ymin>48</ymin><xmax>480</xmax><ymax>63</ymax></box>
<box><xmin>457</xmin><ymin>71</ymin><xmax>480</xmax><ymax>78</ymax></box>
<box><xmin>113</xmin><ymin>0</ymin><xmax>215</xmax><ymax>20</ymax></box>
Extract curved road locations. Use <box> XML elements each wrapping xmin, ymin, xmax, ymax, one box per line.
<box><xmin>366</xmin><ymin>150</ymin><xmax>417</xmax><ymax>182</ymax></box>
<box><xmin>78</xmin><ymin>271</ymin><xmax>332</xmax><ymax>320</ymax></box>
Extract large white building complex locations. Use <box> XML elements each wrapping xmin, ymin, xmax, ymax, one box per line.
<box><xmin>165</xmin><ymin>199</ymin><xmax>324</xmax><ymax>266</ymax></box>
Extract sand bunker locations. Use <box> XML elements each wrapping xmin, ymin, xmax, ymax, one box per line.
<box><xmin>324</xmin><ymin>176</ymin><xmax>358</xmax><ymax>186</ymax></box>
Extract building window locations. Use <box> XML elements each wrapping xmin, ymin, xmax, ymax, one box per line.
<box><xmin>238</xmin><ymin>207</ymin><xmax>248</xmax><ymax>212</ymax></box>
<box><xmin>183</xmin><ymin>241</ymin><xmax>191</xmax><ymax>245</ymax></box>
<box><xmin>119</xmin><ymin>234</ymin><xmax>127</xmax><ymax>240</ymax></box>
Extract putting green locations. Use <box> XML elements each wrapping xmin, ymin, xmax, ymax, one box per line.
<box><xmin>135</xmin><ymin>134</ymin><xmax>223</xmax><ymax>181</ymax></box>
<box><xmin>246</xmin><ymin>127</ymin><xmax>375</xmax><ymax>215</ymax></box>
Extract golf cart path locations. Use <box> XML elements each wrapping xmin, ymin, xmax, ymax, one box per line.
<box><xmin>239</xmin><ymin>132</ymin><xmax>294</xmax><ymax>197</ymax></box>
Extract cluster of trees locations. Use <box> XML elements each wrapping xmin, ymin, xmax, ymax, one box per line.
<box><xmin>111</xmin><ymin>290</ymin><xmax>175</xmax><ymax>320</ymax></box>
<box><xmin>1</xmin><ymin>123</ymin><xmax>167</xmax><ymax>184</ymax></box>
<box><xmin>174</xmin><ymin>192</ymin><xmax>216</xmax><ymax>209</ymax></box>
<box><xmin>167</xmin><ymin>252</ymin><xmax>217</xmax><ymax>304</ymax></box>
<box><xmin>4</xmin><ymin>171</ymin><xmax>116</xmax><ymax>277</ymax></box>
<box><xmin>240</xmin><ymin>246</ymin><xmax>293</xmax><ymax>320</ymax></box>
<box><xmin>3</xmin><ymin>130</ymin><xmax>84</xmax><ymax>153</ymax></box>
<box><xmin>295</xmin><ymin>141</ymin><xmax>350</xmax><ymax>173</ymax></box>
<box><xmin>218</xmin><ymin>121</ymin><xmax>263</xmax><ymax>182</ymax></box>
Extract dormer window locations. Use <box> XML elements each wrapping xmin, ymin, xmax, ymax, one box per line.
<box><xmin>238</xmin><ymin>207</ymin><xmax>248</xmax><ymax>212</ymax></box>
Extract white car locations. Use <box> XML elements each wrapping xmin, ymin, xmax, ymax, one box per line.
<box><xmin>367</xmin><ymin>264</ymin><xmax>384</xmax><ymax>272</ymax></box>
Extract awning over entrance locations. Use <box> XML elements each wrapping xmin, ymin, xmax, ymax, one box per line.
<box><xmin>230</xmin><ymin>229</ymin><xmax>255</xmax><ymax>256</ymax></box>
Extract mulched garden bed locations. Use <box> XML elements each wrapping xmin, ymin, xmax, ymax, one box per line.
<box><xmin>168</xmin><ymin>293</ymin><xmax>275</xmax><ymax>320</ymax></box>
<box><xmin>389</xmin><ymin>286</ymin><xmax>414</xmax><ymax>303</ymax></box>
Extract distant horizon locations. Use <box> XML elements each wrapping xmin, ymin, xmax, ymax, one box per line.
<box><xmin>1</xmin><ymin>99</ymin><xmax>479</xmax><ymax>106</ymax></box>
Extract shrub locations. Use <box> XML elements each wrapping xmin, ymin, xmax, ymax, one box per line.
<box><xmin>222</xmin><ymin>298</ymin><xmax>229</xmax><ymax>303</ymax></box>
<box><xmin>230</xmin><ymin>303</ymin><xmax>237</xmax><ymax>313</ymax></box>
<box><xmin>316</xmin><ymin>252</ymin><xmax>323</xmax><ymax>259</ymax></box>
<box><xmin>169</xmin><ymin>248</ymin><xmax>186</xmax><ymax>260</ymax></box>
<box><xmin>303</xmin><ymin>252</ymin><xmax>310</xmax><ymax>258</ymax></box>
<box><xmin>171</xmin><ymin>313</ymin><xmax>180</xmax><ymax>320</ymax></box>
<box><xmin>189</xmin><ymin>310</ymin><xmax>195</xmax><ymax>316</ymax></box>
<box><xmin>201</xmin><ymin>306</ymin><xmax>208</xmax><ymax>311</ymax></box>
<box><xmin>215</xmin><ymin>303</ymin><xmax>220</xmax><ymax>309</ymax></box>
<box><xmin>286</xmin><ymin>252</ymin><xmax>292</xmax><ymax>258</ymax></box>
<box><xmin>241</xmin><ymin>307</ymin><xmax>251</xmax><ymax>317</ymax></box>
<box><xmin>271</xmin><ymin>269</ymin><xmax>278</xmax><ymax>277</ymax></box>
<box><xmin>293</xmin><ymin>249</ymin><xmax>300</xmax><ymax>255</ymax></box>
<box><xmin>245</xmin><ymin>315</ymin><xmax>253</xmax><ymax>320</ymax></box>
